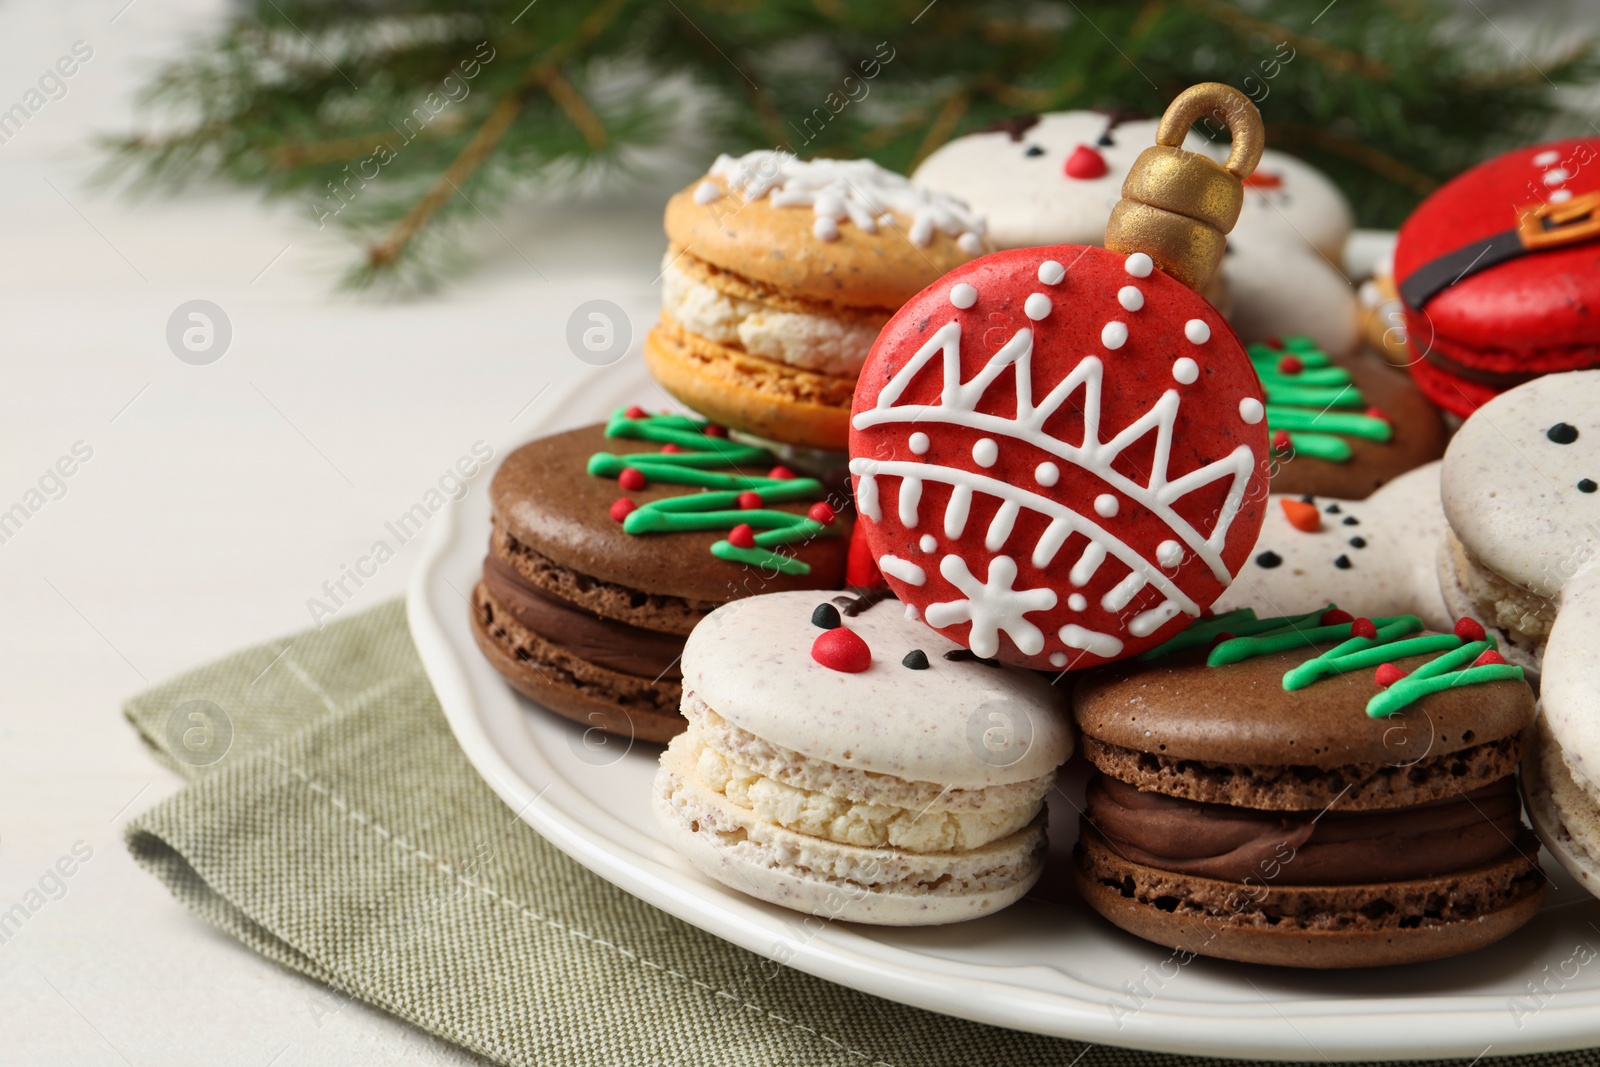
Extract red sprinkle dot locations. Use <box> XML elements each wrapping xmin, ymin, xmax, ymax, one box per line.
<box><xmin>737</xmin><ymin>491</ymin><xmax>762</xmax><ymax>510</ymax></box>
<box><xmin>1454</xmin><ymin>617</ymin><xmax>1487</xmax><ymax>642</ymax></box>
<box><xmin>727</xmin><ymin>523</ymin><xmax>756</xmax><ymax>549</ymax></box>
<box><xmin>768</xmin><ymin>465</ymin><xmax>796</xmax><ymax>480</ymax></box>
<box><xmin>1209</xmin><ymin>631</ymin><xmax>1236</xmax><ymax>648</ymax></box>
<box><xmin>1473</xmin><ymin>649</ymin><xmax>1508</xmax><ymax>667</ymax></box>
<box><xmin>1272</xmin><ymin>430</ymin><xmax>1293</xmax><ymax>452</ymax></box>
<box><xmin>811</xmin><ymin>627</ymin><xmax>871</xmax><ymax>673</ymax></box>
<box><xmin>703</xmin><ymin>423</ymin><xmax>728</xmax><ymax>438</ymax></box>
<box><xmin>1063</xmin><ymin>144</ymin><xmax>1109</xmax><ymax>180</ymax></box>
<box><xmin>1280</xmin><ymin>498</ymin><xmax>1321</xmax><ymax>532</ymax></box>
<box><xmin>618</xmin><ymin>467</ymin><xmax>647</xmax><ymax>491</ymax></box>
<box><xmin>1374</xmin><ymin>663</ymin><xmax>1407</xmax><ymax>688</ymax></box>
<box><xmin>1365</xmin><ymin>405</ymin><xmax>1391</xmax><ymax>422</ymax></box>
<box><xmin>808</xmin><ymin>502</ymin><xmax>836</xmax><ymax>524</ymax></box>
<box><xmin>1265</xmin><ymin>336</ymin><xmax>1285</xmax><ymax>350</ymax></box>
<box><xmin>1277</xmin><ymin>355</ymin><xmax>1304</xmax><ymax>375</ymax></box>
<box><xmin>609</xmin><ymin>498</ymin><xmax>636</xmax><ymax>522</ymax></box>
<box><xmin>660</xmin><ymin>443</ymin><xmax>681</xmax><ymax>453</ymax></box>
<box><xmin>1351</xmin><ymin>618</ymin><xmax>1378</xmax><ymax>639</ymax></box>
<box><xmin>624</xmin><ymin>405</ymin><xmax>647</xmax><ymax>419</ymax></box>
<box><xmin>1320</xmin><ymin>608</ymin><xmax>1354</xmax><ymax>626</ymax></box>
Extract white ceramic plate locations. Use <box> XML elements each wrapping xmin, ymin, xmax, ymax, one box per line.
<box><xmin>409</xmin><ymin>363</ymin><xmax>1600</xmax><ymax>1061</ymax></box>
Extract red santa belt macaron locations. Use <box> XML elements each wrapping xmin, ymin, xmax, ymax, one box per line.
<box><xmin>1395</xmin><ymin>138</ymin><xmax>1600</xmax><ymax>416</ymax></box>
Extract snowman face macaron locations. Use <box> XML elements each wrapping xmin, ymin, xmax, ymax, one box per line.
<box><xmin>913</xmin><ymin>112</ymin><xmax>1196</xmax><ymax>249</ymax></box>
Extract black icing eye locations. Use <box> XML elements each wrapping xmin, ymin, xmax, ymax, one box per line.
<box><xmin>811</xmin><ymin>603</ymin><xmax>841</xmax><ymax>629</ymax></box>
<box><xmin>1343</xmin><ymin>516</ymin><xmax>1359</xmax><ymax>526</ymax></box>
<box><xmin>1324</xmin><ymin>503</ymin><xmax>1342</xmax><ymax>514</ymax></box>
<box><xmin>1024</xmin><ymin>144</ymin><xmax>1045</xmax><ymax>157</ymax></box>
<box><xmin>1255</xmin><ymin>550</ymin><xmax>1283</xmax><ymax>569</ymax></box>
<box><xmin>1580</xmin><ymin>479</ymin><xmax>1597</xmax><ymax>493</ymax></box>
<box><xmin>1548</xmin><ymin>423</ymin><xmax>1580</xmax><ymax>444</ymax></box>
<box><xmin>902</xmin><ymin>649</ymin><xmax>930</xmax><ymax>670</ymax></box>
<box><xmin>1349</xmin><ymin>536</ymin><xmax>1367</xmax><ymax>548</ymax></box>
<box><xmin>1299</xmin><ymin>494</ymin><xmax>1316</xmax><ymax>504</ymax></box>
<box><xmin>1096</xmin><ymin>132</ymin><xmax>1115</xmax><ymax>147</ymax></box>
<box><xmin>1334</xmin><ymin>555</ymin><xmax>1352</xmax><ymax>569</ymax></box>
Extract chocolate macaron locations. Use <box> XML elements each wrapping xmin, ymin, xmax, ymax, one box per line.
<box><xmin>473</xmin><ymin>409</ymin><xmax>849</xmax><ymax>742</ymax></box>
<box><xmin>1072</xmin><ymin>606</ymin><xmax>1543</xmax><ymax>967</ymax></box>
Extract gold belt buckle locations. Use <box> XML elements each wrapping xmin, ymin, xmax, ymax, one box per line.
<box><xmin>1518</xmin><ymin>191</ymin><xmax>1600</xmax><ymax>250</ymax></box>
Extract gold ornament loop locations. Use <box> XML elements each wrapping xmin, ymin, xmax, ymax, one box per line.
<box><xmin>1104</xmin><ymin>82</ymin><xmax>1265</xmax><ymax>291</ymax></box>
<box><xmin>1156</xmin><ymin>82</ymin><xmax>1264</xmax><ymax>180</ymax></box>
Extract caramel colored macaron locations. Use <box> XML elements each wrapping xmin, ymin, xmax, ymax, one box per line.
<box><xmin>647</xmin><ymin>151</ymin><xmax>988</xmax><ymax>451</ymax></box>
<box><xmin>1071</xmin><ymin>605</ymin><xmax>1542</xmax><ymax>968</ymax></box>
<box><xmin>472</xmin><ymin>410</ymin><xmax>850</xmax><ymax>743</ymax></box>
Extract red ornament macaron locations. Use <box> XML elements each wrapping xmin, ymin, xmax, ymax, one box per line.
<box><xmin>849</xmin><ymin>243</ymin><xmax>1270</xmax><ymax>669</ymax></box>
<box><xmin>1395</xmin><ymin>137</ymin><xmax>1600</xmax><ymax>417</ymax></box>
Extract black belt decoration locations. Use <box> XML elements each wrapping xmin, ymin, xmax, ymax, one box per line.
<box><xmin>1399</xmin><ymin>192</ymin><xmax>1600</xmax><ymax>309</ymax></box>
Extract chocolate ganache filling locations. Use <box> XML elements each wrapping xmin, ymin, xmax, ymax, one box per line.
<box><xmin>482</xmin><ymin>555</ymin><xmax>684</xmax><ymax>680</ymax></box>
<box><xmin>1085</xmin><ymin>774</ymin><xmax>1522</xmax><ymax>885</ymax></box>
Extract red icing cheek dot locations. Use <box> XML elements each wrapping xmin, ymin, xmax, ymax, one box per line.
<box><xmin>618</xmin><ymin>467</ymin><xmax>647</xmax><ymax>491</ymax></box>
<box><xmin>727</xmin><ymin>523</ymin><xmax>756</xmax><ymax>549</ymax></box>
<box><xmin>1244</xmin><ymin>170</ymin><xmax>1283</xmax><ymax>189</ymax></box>
<box><xmin>809</xmin><ymin>502</ymin><xmax>836</xmax><ymax>524</ymax></box>
<box><xmin>1063</xmin><ymin>144</ymin><xmax>1108</xmax><ymax>180</ymax></box>
<box><xmin>737</xmin><ymin>491</ymin><xmax>762</xmax><ymax>509</ymax></box>
<box><xmin>1320</xmin><ymin>608</ymin><xmax>1354</xmax><ymax>626</ymax></box>
<box><xmin>1374</xmin><ymin>663</ymin><xmax>1407</xmax><ymax>688</ymax></box>
<box><xmin>812</xmin><ymin>627</ymin><xmax>871</xmax><ymax>672</ymax></box>
<box><xmin>1280</xmin><ymin>499</ymin><xmax>1321</xmax><ymax>532</ymax></box>
<box><xmin>1454</xmin><ymin>617</ymin><xmax>1488</xmax><ymax>642</ymax></box>
<box><xmin>1474</xmin><ymin>649</ymin><xmax>1508</xmax><ymax>667</ymax></box>
<box><xmin>1351</xmin><ymin>618</ymin><xmax>1378</xmax><ymax>639</ymax></box>
<box><xmin>609</xmin><ymin>498</ymin><xmax>636</xmax><ymax>522</ymax></box>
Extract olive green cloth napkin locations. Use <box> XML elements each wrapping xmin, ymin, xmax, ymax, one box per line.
<box><xmin>123</xmin><ymin>600</ymin><xmax>1576</xmax><ymax>1067</ymax></box>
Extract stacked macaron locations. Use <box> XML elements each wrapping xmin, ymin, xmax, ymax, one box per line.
<box><xmin>472</xmin><ymin>410</ymin><xmax>848</xmax><ymax>742</ymax></box>
<box><xmin>1074</xmin><ymin>606</ymin><xmax>1543</xmax><ymax>967</ymax></box>
<box><xmin>647</xmin><ymin>151</ymin><xmax>988</xmax><ymax>451</ymax></box>
<box><xmin>652</xmin><ymin>588</ymin><xmax>1073</xmax><ymax>924</ymax></box>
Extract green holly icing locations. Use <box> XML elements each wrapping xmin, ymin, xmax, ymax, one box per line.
<box><xmin>587</xmin><ymin>410</ymin><xmax>839</xmax><ymax>576</ymax></box>
<box><xmin>1251</xmin><ymin>336</ymin><xmax>1392</xmax><ymax>462</ymax></box>
<box><xmin>1141</xmin><ymin>604</ymin><xmax>1525</xmax><ymax>718</ymax></box>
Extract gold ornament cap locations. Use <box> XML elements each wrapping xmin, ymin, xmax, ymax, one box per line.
<box><xmin>1104</xmin><ymin>83</ymin><xmax>1265</xmax><ymax>291</ymax></box>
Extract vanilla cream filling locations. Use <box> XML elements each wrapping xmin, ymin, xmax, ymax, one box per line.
<box><xmin>660</xmin><ymin>259</ymin><xmax>882</xmax><ymax>378</ymax></box>
<box><xmin>684</xmin><ymin>727</ymin><xmax>1039</xmax><ymax>854</ymax></box>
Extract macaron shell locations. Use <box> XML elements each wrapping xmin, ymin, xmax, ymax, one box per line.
<box><xmin>1523</xmin><ymin>715</ymin><xmax>1600</xmax><ymax>894</ymax></box>
<box><xmin>1439</xmin><ymin>370</ymin><xmax>1600</xmax><ymax>597</ymax></box>
<box><xmin>490</xmin><ymin>424</ymin><xmax>849</xmax><ymax>605</ymax></box>
<box><xmin>1224</xmin><ymin>147</ymin><xmax>1354</xmax><ymax>262</ymax></box>
<box><xmin>911</xmin><ymin>114</ymin><xmax>1181</xmax><ymax>249</ymax></box>
<box><xmin>663</xmin><ymin>178</ymin><xmax>979</xmax><ymax>311</ymax></box>
<box><xmin>1223</xmin><ymin>240</ymin><xmax>1359</xmax><ymax>356</ymax></box>
<box><xmin>1267</xmin><ymin>354</ymin><xmax>1448</xmax><ymax>499</ymax></box>
<box><xmin>1395</xmin><ymin>138</ymin><xmax>1600</xmax><ymax>353</ymax></box>
<box><xmin>1216</xmin><ymin>461</ymin><xmax>1451</xmax><ymax>630</ymax></box>
<box><xmin>681</xmin><ymin>590</ymin><xmax>1072</xmax><ymax>789</ymax></box>
<box><xmin>653</xmin><ymin>748</ymin><xmax>1045</xmax><ymax>925</ymax></box>
<box><xmin>849</xmin><ymin>244</ymin><xmax>1269</xmax><ymax>669</ymax></box>
<box><xmin>1073</xmin><ymin>640</ymin><xmax>1533</xmax><ymax>769</ymax></box>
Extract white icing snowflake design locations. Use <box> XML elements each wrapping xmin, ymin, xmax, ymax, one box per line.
<box><xmin>923</xmin><ymin>555</ymin><xmax>1057</xmax><ymax>658</ymax></box>
<box><xmin>707</xmin><ymin>150</ymin><xmax>987</xmax><ymax>250</ymax></box>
